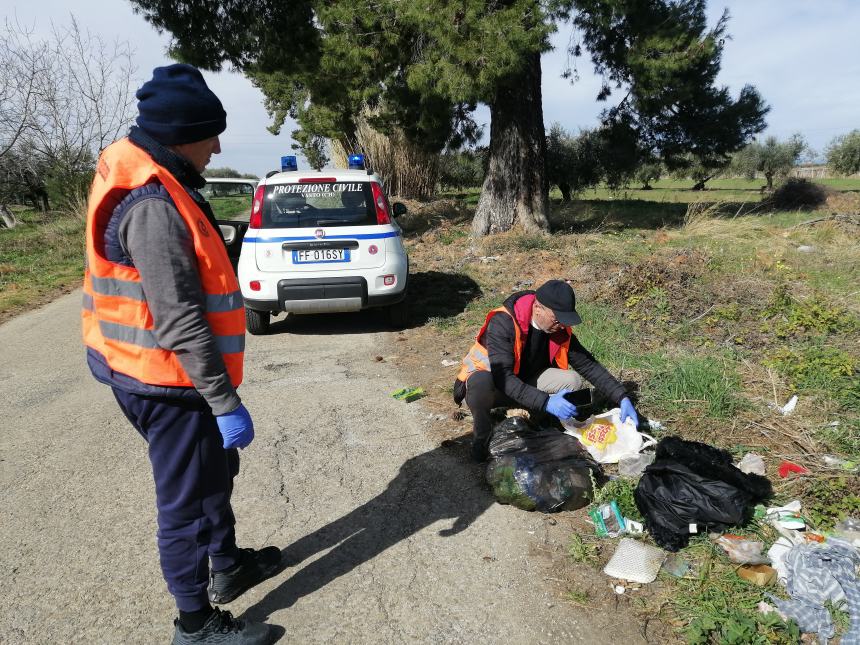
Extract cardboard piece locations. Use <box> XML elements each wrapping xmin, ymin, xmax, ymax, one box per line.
<box><xmin>737</xmin><ymin>564</ymin><xmax>777</xmax><ymax>586</ymax></box>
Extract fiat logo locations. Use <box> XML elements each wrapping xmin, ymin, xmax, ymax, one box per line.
<box><xmin>314</xmin><ymin>229</ymin><xmax>325</xmax><ymax>239</ymax></box>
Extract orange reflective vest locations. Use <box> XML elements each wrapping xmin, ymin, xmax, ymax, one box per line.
<box><xmin>456</xmin><ymin>299</ymin><xmax>570</xmax><ymax>383</ymax></box>
<box><xmin>82</xmin><ymin>137</ymin><xmax>244</xmax><ymax>388</ymax></box>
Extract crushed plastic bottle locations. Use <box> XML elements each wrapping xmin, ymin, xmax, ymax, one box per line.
<box><xmin>618</xmin><ymin>452</ymin><xmax>655</xmax><ymax>477</ymax></box>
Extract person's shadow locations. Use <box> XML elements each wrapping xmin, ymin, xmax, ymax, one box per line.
<box><xmin>242</xmin><ymin>442</ymin><xmax>493</xmax><ymax>624</ymax></box>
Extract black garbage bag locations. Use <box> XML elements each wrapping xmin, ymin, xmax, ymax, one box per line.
<box><xmin>486</xmin><ymin>417</ymin><xmax>606</xmax><ymax>512</ymax></box>
<box><xmin>634</xmin><ymin>436</ymin><xmax>773</xmax><ymax>551</ymax></box>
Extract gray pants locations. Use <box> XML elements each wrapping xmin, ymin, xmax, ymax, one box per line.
<box><xmin>464</xmin><ymin>368</ymin><xmax>584</xmax><ymax>461</ymax></box>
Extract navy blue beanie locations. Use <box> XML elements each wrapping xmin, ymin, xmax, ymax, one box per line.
<box><xmin>135</xmin><ymin>64</ymin><xmax>227</xmax><ymax>145</ymax></box>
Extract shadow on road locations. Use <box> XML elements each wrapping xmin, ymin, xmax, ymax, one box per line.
<box><xmin>241</xmin><ymin>442</ymin><xmax>492</xmax><ymax>622</ymax></box>
<box><xmin>265</xmin><ymin>270</ymin><xmax>482</xmax><ymax>335</ymax></box>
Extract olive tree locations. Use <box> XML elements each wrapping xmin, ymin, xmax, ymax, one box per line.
<box><xmin>826</xmin><ymin>130</ymin><xmax>860</xmax><ymax>176</ymax></box>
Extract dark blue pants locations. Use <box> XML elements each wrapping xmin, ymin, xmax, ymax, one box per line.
<box><xmin>113</xmin><ymin>389</ymin><xmax>240</xmax><ymax>611</ymax></box>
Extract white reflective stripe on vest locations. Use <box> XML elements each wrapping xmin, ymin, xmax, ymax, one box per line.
<box><xmin>90</xmin><ymin>276</ymin><xmax>145</xmax><ymax>300</ymax></box>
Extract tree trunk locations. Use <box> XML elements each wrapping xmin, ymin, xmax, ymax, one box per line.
<box><xmin>765</xmin><ymin>172</ymin><xmax>774</xmax><ymax>190</ymax></box>
<box><xmin>559</xmin><ymin>183</ymin><xmax>572</xmax><ymax>202</ymax></box>
<box><xmin>472</xmin><ymin>52</ymin><xmax>549</xmax><ymax>236</ymax></box>
<box><xmin>691</xmin><ymin>174</ymin><xmax>716</xmax><ymax>191</ymax></box>
<box><xmin>0</xmin><ymin>204</ymin><xmax>19</xmax><ymax>229</ymax></box>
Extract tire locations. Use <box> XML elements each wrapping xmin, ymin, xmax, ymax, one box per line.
<box><xmin>245</xmin><ymin>308</ymin><xmax>271</xmax><ymax>335</ymax></box>
<box><xmin>387</xmin><ymin>299</ymin><xmax>408</xmax><ymax>329</ymax></box>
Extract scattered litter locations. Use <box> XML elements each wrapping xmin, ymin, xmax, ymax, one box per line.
<box><xmin>634</xmin><ymin>437</ymin><xmax>773</xmax><ymax>551</ymax></box>
<box><xmin>796</xmin><ymin>245</ymin><xmax>815</xmax><ymax>253</ymax></box>
<box><xmin>440</xmin><ymin>359</ymin><xmax>460</xmax><ymax>367</ymax></box>
<box><xmin>738</xmin><ymin>564</ymin><xmax>777</xmax><ymax>586</ymax></box>
<box><xmin>662</xmin><ymin>553</ymin><xmax>691</xmax><ymax>578</ymax></box>
<box><xmin>486</xmin><ymin>417</ymin><xmax>605</xmax><ymax>512</ymax></box>
<box><xmin>603</xmin><ymin>538</ymin><xmax>666</xmax><ymax>584</ymax></box>
<box><xmin>562</xmin><ymin>408</ymin><xmax>657</xmax><ymax>464</ymax></box>
<box><xmin>822</xmin><ymin>454</ymin><xmax>859</xmax><ymax>472</ymax></box>
<box><xmin>777</xmin><ymin>461</ymin><xmax>809</xmax><ymax>478</ymax></box>
<box><xmin>391</xmin><ymin>386</ymin><xmax>426</xmax><ymax>402</ymax></box>
<box><xmin>624</xmin><ymin>519</ymin><xmax>644</xmax><ymax>535</ymax></box>
<box><xmin>737</xmin><ymin>452</ymin><xmax>766</xmax><ymax>476</ymax></box>
<box><xmin>647</xmin><ymin>419</ymin><xmax>666</xmax><ymax>432</ymax></box>
<box><xmin>769</xmin><ymin>394</ymin><xmax>798</xmax><ymax>416</ymax></box>
<box><xmin>768</xmin><ymin>536</ymin><xmax>796</xmax><ymax>584</ymax></box>
<box><xmin>589</xmin><ymin>501</ymin><xmax>626</xmax><ymax>537</ymax></box>
<box><xmin>478</xmin><ymin>255</ymin><xmax>500</xmax><ymax>263</ymax></box>
<box><xmin>618</xmin><ymin>452</ymin><xmax>655</xmax><ymax>477</ymax></box>
<box><xmin>614</xmin><ymin>584</ymin><xmax>626</xmax><ymax>595</ymax></box>
<box><xmin>374</xmin><ymin>355</ymin><xmax>384</xmax><ymax>362</ymax></box>
<box><xmin>766</xmin><ymin>500</ymin><xmax>805</xmax><ymax>530</ymax></box>
<box><xmin>832</xmin><ymin>518</ymin><xmax>860</xmax><ymax>548</ymax></box>
<box><xmin>713</xmin><ymin>535</ymin><xmax>770</xmax><ymax>565</ymax></box>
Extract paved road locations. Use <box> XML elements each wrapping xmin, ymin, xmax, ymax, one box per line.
<box><xmin>0</xmin><ymin>292</ymin><xmax>644</xmax><ymax>644</ymax></box>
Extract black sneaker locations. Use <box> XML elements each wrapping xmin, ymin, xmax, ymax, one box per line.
<box><xmin>172</xmin><ymin>608</ymin><xmax>272</xmax><ymax>644</ymax></box>
<box><xmin>208</xmin><ymin>547</ymin><xmax>282</xmax><ymax>604</ymax></box>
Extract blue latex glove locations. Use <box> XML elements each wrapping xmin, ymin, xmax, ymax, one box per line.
<box><xmin>545</xmin><ymin>389</ymin><xmax>578</xmax><ymax>420</ymax></box>
<box><xmin>620</xmin><ymin>397</ymin><xmax>640</xmax><ymax>428</ymax></box>
<box><xmin>216</xmin><ymin>404</ymin><xmax>254</xmax><ymax>449</ymax></box>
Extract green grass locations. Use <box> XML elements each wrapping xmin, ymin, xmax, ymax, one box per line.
<box><xmin>209</xmin><ymin>196</ymin><xmax>252</xmax><ymax>221</ymax></box>
<box><xmin>672</xmin><ymin>537</ymin><xmax>801</xmax><ymax>645</ymax></box>
<box><xmin>567</xmin><ymin>534</ymin><xmax>601</xmax><ymax>565</ymax></box>
<box><xmin>0</xmin><ymin>209</ymin><xmax>85</xmax><ymax>319</ymax></box>
<box><xmin>573</xmin><ymin>302</ymin><xmax>640</xmax><ymax>371</ymax></box>
<box><xmin>641</xmin><ymin>353</ymin><xmax>743</xmax><ymax>419</ymax></box>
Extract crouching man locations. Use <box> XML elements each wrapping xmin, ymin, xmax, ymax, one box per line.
<box><xmin>454</xmin><ymin>280</ymin><xmax>640</xmax><ymax>461</ymax></box>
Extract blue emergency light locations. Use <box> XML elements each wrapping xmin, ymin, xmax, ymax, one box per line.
<box><xmin>347</xmin><ymin>153</ymin><xmax>365</xmax><ymax>170</ymax></box>
<box><xmin>281</xmin><ymin>155</ymin><xmax>298</xmax><ymax>171</ymax></box>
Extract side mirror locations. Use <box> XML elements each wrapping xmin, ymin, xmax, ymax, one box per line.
<box><xmin>219</xmin><ymin>224</ymin><xmax>237</xmax><ymax>244</ymax></box>
<box><xmin>392</xmin><ymin>202</ymin><xmax>408</xmax><ymax>217</ymax></box>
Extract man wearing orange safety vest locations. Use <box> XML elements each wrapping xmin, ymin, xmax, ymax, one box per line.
<box><xmin>454</xmin><ymin>280</ymin><xmax>640</xmax><ymax>462</ymax></box>
<box><xmin>82</xmin><ymin>65</ymin><xmax>278</xmax><ymax>644</ymax></box>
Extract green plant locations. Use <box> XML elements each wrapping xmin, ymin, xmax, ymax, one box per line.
<box><xmin>762</xmin><ymin>286</ymin><xmax>857</xmax><ymax>338</ymax></box>
<box><xmin>673</xmin><ymin>540</ymin><xmax>801</xmax><ymax>645</ymax></box>
<box><xmin>642</xmin><ymin>353</ymin><xmax>743</xmax><ymax>418</ymax></box>
<box><xmin>765</xmin><ymin>344</ymin><xmax>858</xmax><ymax>411</ymax></box>
<box><xmin>591</xmin><ymin>477</ymin><xmax>641</xmax><ymax>521</ymax></box>
<box><xmin>565</xmin><ymin>588</ymin><xmax>590</xmax><ymax>604</ymax></box>
<box><xmin>816</xmin><ymin>418</ymin><xmax>860</xmax><ymax>457</ymax></box>
<box><xmin>567</xmin><ymin>534</ymin><xmax>600</xmax><ymax>565</ymax></box>
<box><xmin>803</xmin><ymin>476</ymin><xmax>860</xmax><ymax>531</ymax></box>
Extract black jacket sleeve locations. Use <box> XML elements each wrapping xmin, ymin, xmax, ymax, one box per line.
<box><xmin>485</xmin><ymin>315</ymin><xmax>551</xmax><ymax>410</ymax></box>
<box><xmin>567</xmin><ymin>336</ymin><xmax>629</xmax><ymax>405</ymax></box>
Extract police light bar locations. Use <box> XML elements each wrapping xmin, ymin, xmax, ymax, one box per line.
<box><xmin>347</xmin><ymin>153</ymin><xmax>365</xmax><ymax>170</ymax></box>
<box><xmin>281</xmin><ymin>155</ymin><xmax>298</xmax><ymax>171</ymax></box>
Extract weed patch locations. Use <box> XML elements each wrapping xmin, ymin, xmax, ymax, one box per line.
<box><xmin>801</xmin><ymin>476</ymin><xmax>860</xmax><ymax>531</ymax></box>
<box><xmin>567</xmin><ymin>534</ymin><xmax>601</xmax><ymax>565</ymax></box>
<box><xmin>765</xmin><ymin>344</ymin><xmax>859</xmax><ymax>411</ymax></box>
<box><xmin>591</xmin><ymin>477</ymin><xmax>641</xmax><ymax>521</ymax></box>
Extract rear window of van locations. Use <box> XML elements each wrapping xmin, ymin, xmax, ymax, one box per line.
<box><xmin>262</xmin><ymin>182</ymin><xmax>376</xmax><ymax>228</ymax></box>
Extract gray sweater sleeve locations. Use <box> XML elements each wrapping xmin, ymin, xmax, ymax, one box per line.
<box><xmin>119</xmin><ymin>198</ymin><xmax>242</xmax><ymax>416</ymax></box>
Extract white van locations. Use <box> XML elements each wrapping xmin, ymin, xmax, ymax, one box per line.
<box><xmin>237</xmin><ymin>156</ymin><xmax>409</xmax><ymax>334</ymax></box>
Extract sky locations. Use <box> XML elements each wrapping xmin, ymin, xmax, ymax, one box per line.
<box><xmin>5</xmin><ymin>0</ymin><xmax>859</xmax><ymax>176</ymax></box>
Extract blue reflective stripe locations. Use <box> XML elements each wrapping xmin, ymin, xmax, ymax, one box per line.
<box><xmin>205</xmin><ymin>290</ymin><xmax>243</xmax><ymax>313</ymax></box>
<box><xmin>243</xmin><ymin>231</ymin><xmax>400</xmax><ymax>243</ymax></box>
<box><xmin>99</xmin><ymin>321</ymin><xmax>159</xmax><ymax>348</ymax></box>
<box><xmin>216</xmin><ymin>334</ymin><xmax>245</xmax><ymax>354</ymax></box>
<box><xmin>90</xmin><ymin>276</ymin><xmax>145</xmax><ymax>300</ymax></box>
<box><xmin>82</xmin><ymin>292</ymin><xmax>94</xmax><ymax>311</ymax></box>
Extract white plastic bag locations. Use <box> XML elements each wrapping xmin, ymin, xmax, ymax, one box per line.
<box><xmin>562</xmin><ymin>408</ymin><xmax>657</xmax><ymax>464</ymax></box>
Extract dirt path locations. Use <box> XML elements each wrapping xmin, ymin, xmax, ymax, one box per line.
<box><xmin>0</xmin><ymin>292</ymin><xmax>651</xmax><ymax>644</ymax></box>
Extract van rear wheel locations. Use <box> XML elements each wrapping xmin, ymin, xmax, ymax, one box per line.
<box><xmin>245</xmin><ymin>308</ymin><xmax>271</xmax><ymax>335</ymax></box>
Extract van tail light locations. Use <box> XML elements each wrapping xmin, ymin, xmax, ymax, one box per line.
<box><xmin>371</xmin><ymin>182</ymin><xmax>391</xmax><ymax>225</ymax></box>
<box><xmin>250</xmin><ymin>185</ymin><xmax>265</xmax><ymax>228</ymax></box>
<box><xmin>249</xmin><ymin>280</ymin><xmax>261</xmax><ymax>291</ymax></box>
<box><xmin>383</xmin><ymin>275</ymin><xmax>396</xmax><ymax>286</ymax></box>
